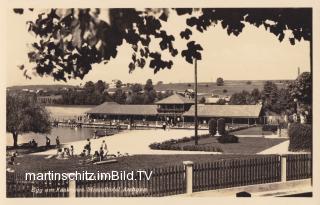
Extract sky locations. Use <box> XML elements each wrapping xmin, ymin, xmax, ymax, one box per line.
<box><xmin>7</xmin><ymin>9</ymin><xmax>311</xmax><ymax>86</ymax></box>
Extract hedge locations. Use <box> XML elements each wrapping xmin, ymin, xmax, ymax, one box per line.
<box><xmin>208</xmin><ymin>118</ymin><xmax>217</xmax><ymax>135</ymax></box>
<box><xmin>217</xmin><ymin>118</ymin><xmax>226</xmax><ymax>135</ymax></box>
<box><xmin>288</xmin><ymin>123</ymin><xmax>312</xmax><ymax>152</ymax></box>
<box><xmin>217</xmin><ymin>134</ymin><xmax>239</xmax><ymax>143</ymax></box>
<box><xmin>262</xmin><ymin>124</ymin><xmax>278</xmax><ymax>132</ymax></box>
<box><xmin>149</xmin><ymin>134</ymin><xmax>223</xmax><ymax>152</ymax></box>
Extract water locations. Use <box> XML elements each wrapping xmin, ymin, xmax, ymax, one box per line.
<box><xmin>6</xmin><ymin>127</ymin><xmax>103</xmax><ymax>147</ymax></box>
<box><xmin>6</xmin><ymin>105</ymin><xmax>97</xmax><ymax>147</ymax></box>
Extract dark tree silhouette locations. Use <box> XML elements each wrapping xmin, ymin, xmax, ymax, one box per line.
<box><xmin>14</xmin><ymin>8</ymin><xmax>311</xmax><ymax>81</ymax></box>
<box><xmin>6</xmin><ymin>94</ymin><xmax>51</xmax><ymax>147</ymax></box>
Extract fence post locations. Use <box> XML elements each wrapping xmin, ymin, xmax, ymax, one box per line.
<box><xmin>281</xmin><ymin>155</ymin><xmax>287</xmax><ymax>182</ymax></box>
<box><xmin>69</xmin><ymin>179</ymin><xmax>76</xmax><ymax>198</ymax></box>
<box><xmin>183</xmin><ymin>161</ymin><xmax>194</xmax><ymax>195</ymax></box>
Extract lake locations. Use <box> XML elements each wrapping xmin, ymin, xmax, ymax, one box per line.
<box><xmin>6</xmin><ymin>105</ymin><xmax>97</xmax><ymax>147</ymax></box>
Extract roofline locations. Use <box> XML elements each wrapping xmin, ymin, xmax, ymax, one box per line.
<box><xmin>86</xmin><ymin>112</ymin><xmax>158</xmax><ymax>116</ymax></box>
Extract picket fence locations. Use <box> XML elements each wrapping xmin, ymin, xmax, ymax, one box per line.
<box><xmin>7</xmin><ymin>154</ymin><xmax>312</xmax><ymax>197</ymax></box>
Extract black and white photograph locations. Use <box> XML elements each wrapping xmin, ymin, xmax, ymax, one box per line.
<box><xmin>3</xmin><ymin>2</ymin><xmax>318</xmax><ymax>202</ymax></box>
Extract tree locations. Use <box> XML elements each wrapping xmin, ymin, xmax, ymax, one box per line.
<box><xmin>95</xmin><ymin>80</ymin><xmax>107</xmax><ymax>94</ymax></box>
<box><xmin>262</xmin><ymin>81</ymin><xmax>279</xmax><ymax>112</ymax></box>
<box><xmin>143</xmin><ymin>79</ymin><xmax>156</xmax><ymax>104</ymax></box>
<box><xmin>251</xmin><ymin>88</ymin><xmax>261</xmax><ymax>103</ymax></box>
<box><xmin>229</xmin><ymin>90</ymin><xmax>252</xmax><ymax>105</ymax></box>
<box><xmin>6</xmin><ymin>94</ymin><xmax>51</xmax><ymax>147</ymax></box>
<box><xmin>216</xmin><ymin>77</ymin><xmax>224</xmax><ymax>86</ymax></box>
<box><xmin>116</xmin><ymin>80</ymin><xmax>123</xmax><ymax>89</ymax></box>
<box><xmin>113</xmin><ymin>89</ymin><xmax>126</xmax><ymax>104</ymax></box>
<box><xmin>15</xmin><ymin>8</ymin><xmax>311</xmax><ymax>81</ymax></box>
<box><xmin>126</xmin><ymin>83</ymin><xmax>143</xmax><ymax>104</ymax></box>
<box><xmin>288</xmin><ymin>72</ymin><xmax>312</xmax><ymax>105</ymax></box>
<box><xmin>144</xmin><ymin>79</ymin><xmax>154</xmax><ymax>92</ymax></box>
<box><xmin>84</xmin><ymin>81</ymin><xmax>95</xmax><ymax>93</ymax></box>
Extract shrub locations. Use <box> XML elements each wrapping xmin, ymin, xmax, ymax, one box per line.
<box><xmin>216</xmin><ymin>77</ymin><xmax>224</xmax><ymax>86</ymax></box>
<box><xmin>262</xmin><ymin>124</ymin><xmax>278</xmax><ymax>132</ymax></box>
<box><xmin>217</xmin><ymin>134</ymin><xmax>239</xmax><ymax>143</ymax></box>
<box><xmin>208</xmin><ymin>118</ymin><xmax>217</xmax><ymax>135</ymax></box>
<box><xmin>182</xmin><ymin>145</ymin><xmax>223</xmax><ymax>152</ymax></box>
<box><xmin>288</xmin><ymin>123</ymin><xmax>312</xmax><ymax>152</ymax></box>
<box><xmin>223</xmin><ymin>89</ymin><xmax>228</xmax><ymax>93</ymax></box>
<box><xmin>246</xmin><ymin>81</ymin><xmax>252</xmax><ymax>85</ymax></box>
<box><xmin>217</xmin><ymin>118</ymin><xmax>226</xmax><ymax>135</ymax></box>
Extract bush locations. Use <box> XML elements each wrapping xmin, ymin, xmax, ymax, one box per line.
<box><xmin>216</xmin><ymin>77</ymin><xmax>224</xmax><ymax>86</ymax></box>
<box><xmin>223</xmin><ymin>89</ymin><xmax>228</xmax><ymax>93</ymax></box>
<box><xmin>182</xmin><ymin>145</ymin><xmax>223</xmax><ymax>152</ymax></box>
<box><xmin>217</xmin><ymin>134</ymin><xmax>239</xmax><ymax>143</ymax></box>
<box><xmin>149</xmin><ymin>134</ymin><xmax>222</xmax><ymax>152</ymax></box>
<box><xmin>262</xmin><ymin>124</ymin><xmax>278</xmax><ymax>132</ymax></box>
<box><xmin>217</xmin><ymin>118</ymin><xmax>226</xmax><ymax>135</ymax></box>
<box><xmin>208</xmin><ymin>118</ymin><xmax>217</xmax><ymax>135</ymax></box>
<box><xmin>288</xmin><ymin>123</ymin><xmax>312</xmax><ymax>152</ymax></box>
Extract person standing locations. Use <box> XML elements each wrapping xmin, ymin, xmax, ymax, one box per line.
<box><xmin>45</xmin><ymin>136</ymin><xmax>51</xmax><ymax>148</ymax></box>
<box><xmin>56</xmin><ymin>136</ymin><xmax>60</xmax><ymax>148</ymax></box>
<box><xmin>86</xmin><ymin>138</ymin><xmax>91</xmax><ymax>156</ymax></box>
<box><xmin>101</xmin><ymin>140</ymin><xmax>108</xmax><ymax>155</ymax></box>
<box><xmin>70</xmin><ymin>145</ymin><xmax>74</xmax><ymax>156</ymax></box>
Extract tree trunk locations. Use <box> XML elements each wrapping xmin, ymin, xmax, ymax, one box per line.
<box><xmin>12</xmin><ymin>132</ymin><xmax>18</xmax><ymax>147</ymax></box>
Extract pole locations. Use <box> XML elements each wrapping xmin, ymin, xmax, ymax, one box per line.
<box><xmin>194</xmin><ymin>59</ymin><xmax>198</xmax><ymax>145</ymax></box>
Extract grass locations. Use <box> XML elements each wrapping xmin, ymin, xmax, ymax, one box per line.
<box><xmin>230</xmin><ymin>126</ymin><xmax>275</xmax><ymax>135</ymax></box>
<box><xmin>109</xmin><ymin>80</ymin><xmax>288</xmax><ymax>96</ymax></box>
<box><xmin>7</xmin><ymin>154</ymin><xmax>275</xmax><ymax>174</ymax></box>
<box><xmin>174</xmin><ymin>137</ymin><xmax>286</xmax><ymax>154</ymax></box>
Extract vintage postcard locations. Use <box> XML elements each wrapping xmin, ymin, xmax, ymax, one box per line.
<box><xmin>1</xmin><ymin>0</ymin><xmax>319</xmax><ymax>204</ymax></box>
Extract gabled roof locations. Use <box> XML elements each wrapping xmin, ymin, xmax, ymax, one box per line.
<box><xmin>183</xmin><ymin>104</ymin><xmax>262</xmax><ymax>118</ymax></box>
<box><xmin>155</xmin><ymin>94</ymin><xmax>194</xmax><ymax>105</ymax></box>
<box><xmin>86</xmin><ymin>102</ymin><xmax>158</xmax><ymax>116</ymax></box>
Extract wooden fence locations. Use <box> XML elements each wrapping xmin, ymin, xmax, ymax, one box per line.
<box><xmin>76</xmin><ymin>165</ymin><xmax>186</xmax><ymax>197</ymax></box>
<box><xmin>192</xmin><ymin>155</ymin><xmax>281</xmax><ymax>192</ymax></box>
<box><xmin>286</xmin><ymin>154</ymin><xmax>312</xmax><ymax>181</ymax></box>
<box><xmin>6</xmin><ymin>173</ymin><xmax>69</xmax><ymax>198</ymax></box>
<box><xmin>6</xmin><ymin>154</ymin><xmax>311</xmax><ymax>197</ymax></box>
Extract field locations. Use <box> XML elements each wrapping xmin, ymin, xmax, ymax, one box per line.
<box><xmin>109</xmin><ymin>80</ymin><xmax>289</xmax><ymax>96</ymax></box>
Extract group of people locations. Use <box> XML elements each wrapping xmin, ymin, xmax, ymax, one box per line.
<box><xmin>46</xmin><ymin>136</ymin><xmax>60</xmax><ymax>148</ymax></box>
<box><xmin>56</xmin><ymin>145</ymin><xmax>74</xmax><ymax>159</ymax></box>
<box><xmin>28</xmin><ymin>139</ymin><xmax>38</xmax><ymax>148</ymax></box>
<box><xmin>79</xmin><ymin>139</ymin><xmax>109</xmax><ymax>163</ymax></box>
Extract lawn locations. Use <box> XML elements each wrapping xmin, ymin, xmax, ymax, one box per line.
<box><xmin>174</xmin><ymin>137</ymin><xmax>287</xmax><ymax>154</ymax></box>
<box><xmin>230</xmin><ymin>126</ymin><xmax>275</xmax><ymax>135</ymax></box>
<box><xmin>7</xmin><ymin>154</ymin><xmax>274</xmax><ymax>174</ymax></box>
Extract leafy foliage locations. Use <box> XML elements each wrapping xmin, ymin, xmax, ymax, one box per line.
<box><xmin>208</xmin><ymin>118</ymin><xmax>217</xmax><ymax>135</ymax></box>
<box><xmin>7</xmin><ymin>94</ymin><xmax>51</xmax><ymax>146</ymax></box>
<box><xmin>216</xmin><ymin>77</ymin><xmax>224</xmax><ymax>86</ymax></box>
<box><xmin>287</xmin><ymin>72</ymin><xmax>312</xmax><ymax>105</ymax></box>
<box><xmin>217</xmin><ymin>134</ymin><xmax>239</xmax><ymax>143</ymax></box>
<box><xmin>288</xmin><ymin>123</ymin><xmax>312</xmax><ymax>152</ymax></box>
<box><xmin>15</xmin><ymin>8</ymin><xmax>311</xmax><ymax>81</ymax></box>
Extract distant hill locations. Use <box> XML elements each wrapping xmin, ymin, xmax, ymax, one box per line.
<box><xmin>7</xmin><ymin>84</ymin><xmax>77</xmax><ymax>91</ymax></box>
<box><xmin>109</xmin><ymin>80</ymin><xmax>292</xmax><ymax>96</ymax></box>
<box><xmin>7</xmin><ymin>79</ymin><xmax>292</xmax><ymax>97</ymax></box>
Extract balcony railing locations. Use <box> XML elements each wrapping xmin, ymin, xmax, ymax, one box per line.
<box><xmin>157</xmin><ymin>108</ymin><xmax>185</xmax><ymax>113</ymax></box>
